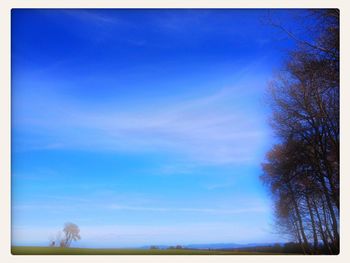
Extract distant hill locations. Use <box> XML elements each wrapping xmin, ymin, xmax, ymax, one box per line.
<box><xmin>185</xmin><ymin>243</ymin><xmax>279</xmax><ymax>250</ymax></box>
<box><xmin>139</xmin><ymin>242</ymin><xmax>281</xmax><ymax>250</ymax></box>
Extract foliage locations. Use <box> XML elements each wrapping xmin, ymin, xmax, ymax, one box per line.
<box><xmin>48</xmin><ymin>222</ymin><xmax>81</xmax><ymax>248</ymax></box>
<box><xmin>262</xmin><ymin>9</ymin><xmax>339</xmax><ymax>255</ymax></box>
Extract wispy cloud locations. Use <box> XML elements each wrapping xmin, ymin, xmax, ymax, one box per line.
<box><xmin>61</xmin><ymin>10</ymin><xmax>120</xmax><ymax>26</ymax></box>
<box><xmin>13</xmin><ymin>200</ymin><xmax>268</xmax><ymax>215</ymax></box>
<box><xmin>203</xmin><ymin>182</ymin><xmax>234</xmax><ymax>190</ymax></box>
<box><xmin>14</xmin><ymin>80</ymin><xmax>270</xmax><ymax>166</ymax></box>
<box><xmin>106</xmin><ymin>204</ymin><xmax>267</xmax><ymax>214</ymax></box>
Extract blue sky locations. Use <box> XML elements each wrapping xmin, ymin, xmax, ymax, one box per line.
<box><xmin>11</xmin><ymin>9</ymin><xmax>307</xmax><ymax>247</ymax></box>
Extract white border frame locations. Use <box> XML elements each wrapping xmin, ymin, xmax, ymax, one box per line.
<box><xmin>1</xmin><ymin>1</ymin><xmax>349</xmax><ymax>262</ymax></box>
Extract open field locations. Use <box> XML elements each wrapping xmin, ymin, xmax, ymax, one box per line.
<box><xmin>11</xmin><ymin>246</ymin><xmax>284</xmax><ymax>255</ymax></box>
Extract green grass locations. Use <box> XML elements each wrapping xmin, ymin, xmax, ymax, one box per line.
<box><xmin>11</xmin><ymin>246</ymin><xmax>281</xmax><ymax>255</ymax></box>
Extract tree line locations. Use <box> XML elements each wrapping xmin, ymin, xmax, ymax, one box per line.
<box><xmin>261</xmin><ymin>9</ymin><xmax>339</xmax><ymax>254</ymax></box>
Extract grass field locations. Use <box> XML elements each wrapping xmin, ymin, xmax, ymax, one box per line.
<box><xmin>11</xmin><ymin>246</ymin><xmax>280</xmax><ymax>255</ymax></box>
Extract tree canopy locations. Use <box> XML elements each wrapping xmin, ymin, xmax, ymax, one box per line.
<box><xmin>261</xmin><ymin>9</ymin><xmax>339</xmax><ymax>255</ymax></box>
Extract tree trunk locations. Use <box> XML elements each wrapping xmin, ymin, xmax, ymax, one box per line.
<box><xmin>306</xmin><ymin>194</ymin><xmax>318</xmax><ymax>252</ymax></box>
<box><xmin>313</xmin><ymin>199</ymin><xmax>333</xmax><ymax>254</ymax></box>
<box><xmin>288</xmin><ymin>183</ymin><xmax>310</xmax><ymax>253</ymax></box>
<box><xmin>320</xmin><ymin>176</ymin><xmax>339</xmax><ymax>248</ymax></box>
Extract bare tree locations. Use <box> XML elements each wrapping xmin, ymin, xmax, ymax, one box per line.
<box><xmin>261</xmin><ymin>9</ymin><xmax>339</xmax><ymax>255</ymax></box>
<box><xmin>61</xmin><ymin>222</ymin><xmax>81</xmax><ymax>248</ymax></box>
<box><xmin>48</xmin><ymin>234</ymin><xmax>56</xmax><ymax>247</ymax></box>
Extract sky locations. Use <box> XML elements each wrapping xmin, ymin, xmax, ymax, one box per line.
<box><xmin>11</xmin><ymin>9</ymin><xmax>309</xmax><ymax>248</ymax></box>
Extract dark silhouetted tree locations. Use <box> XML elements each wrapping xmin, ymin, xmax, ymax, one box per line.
<box><xmin>262</xmin><ymin>9</ymin><xmax>339</xmax><ymax>255</ymax></box>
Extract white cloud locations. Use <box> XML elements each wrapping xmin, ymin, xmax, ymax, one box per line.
<box><xmin>106</xmin><ymin>204</ymin><xmax>267</xmax><ymax>214</ymax></box>
<box><xmin>14</xmin><ymin>83</ymin><xmax>270</xmax><ymax>165</ymax></box>
<box><xmin>61</xmin><ymin>10</ymin><xmax>120</xmax><ymax>26</ymax></box>
<box><xmin>13</xmin><ymin>200</ymin><xmax>268</xmax><ymax>215</ymax></box>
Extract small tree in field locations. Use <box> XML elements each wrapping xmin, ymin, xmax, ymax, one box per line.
<box><xmin>48</xmin><ymin>234</ymin><xmax>55</xmax><ymax>247</ymax></box>
<box><xmin>62</xmin><ymin>222</ymin><xmax>81</xmax><ymax>248</ymax></box>
<box><xmin>49</xmin><ymin>222</ymin><xmax>81</xmax><ymax>248</ymax></box>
